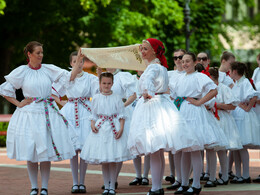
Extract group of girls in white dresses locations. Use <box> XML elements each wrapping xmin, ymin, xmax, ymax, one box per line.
<box><xmin>1</xmin><ymin>40</ymin><xmax>260</xmax><ymax>195</ymax></box>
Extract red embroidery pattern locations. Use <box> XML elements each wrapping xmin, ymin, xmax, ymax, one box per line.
<box><xmin>68</xmin><ymin>97</ymin><xmax>91</xmax><ymax>127</ymax></box>
<box><xmin>96</xmin><ymin>114</ymin><xmax>118</xmax><ymax>135</ymax></box>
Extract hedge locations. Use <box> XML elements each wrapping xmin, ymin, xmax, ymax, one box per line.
<box><xmin>0</xmin><ymin>122</ymin><xmax>8</xmax><ymax>147</ymax></box>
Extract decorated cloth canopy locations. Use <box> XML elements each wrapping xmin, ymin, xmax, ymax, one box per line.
<box><xmin>81</xmin><ymin>44</ymin><xmax>147</xmax><ymax>71</ymax></box>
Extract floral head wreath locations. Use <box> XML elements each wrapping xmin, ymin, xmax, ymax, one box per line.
<box><xmin>143</xmin><ymin>38</ymin><xmax>168</xmax><ymax>68</ymax></box>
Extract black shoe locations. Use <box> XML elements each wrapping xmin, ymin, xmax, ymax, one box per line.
<box><xmin>129</xmin><ymin>177</ymin><xmax>142</xmax><ymax>185</ymax></box>
<box><xmin>202</xmin><ymin>173</ymin><xmax>209</xmax><ymax>181</ymax></box>
<box><xmin>204</xmin><ymin>180</ymin><xmax>217</xmax><ymax>187</ymax></box>
<box><xmin>228</xmin><ymin>171</ymin><xmax>236</xmax><ymax>179</ymax></box>
<box><xmin>243</xmin><ymin>177</ymin><xmax>251</xmax><ymax>183</ymax></box>
<box><xmin>115</xmin><ymin>182</ymin><xmax>118</xmax><ymax>189</ymax></box>
<box><xmin>141</xmin><ymin>177</ymin><xmax>149</xmax><ymax>185</ymax></box>
<box><xmin>165</xmin><ymin>175</ymin><xmax>175</xmax><ymax>184</ymax></box>
<box><xmin>79</xmin><ymin>184</ymin><xmax>87</xmax><ymax>193</ymax></box>
<box><xmin>160</xmin><ymin>188</ymin><xmax>164</xmax><ymax>195</ymax></box>
<box><xmin>230</xmin><ymin>176</ymin><xmax>239</xmax><ymax>184</ymax></box>
<box><xmin>216</xmin><ymin>178</ymin><xmax>229</xmax><ymax>185</ymax></box>
<box><xmin>101</xmin><ymin>185</ymin><xmax>105</xmax><ymax>189</ymax></box>
<box><xmin>71</xmin><ymin>185</ymin><xmax>79</xmax><ymax>193</ymax></box>
<box><xmin>167</xmin><ymin>181</ymin><xmax>181</xmax><ymax>190</ymax></box>
<box><xmin>200</xmin><ymin>172</ymin><xmax>205</xmax><ymax>180</ymax></box>
<box><xmin>218</xmin><ymin>172</ymin><xmax>222</xmax><ymax>179</ymax></box>
<box><xmin>253</xmin><ymin>176</ymin><xmax>260</xmax><ymax>183</ymax></box>
<box><xmin>102</xmin><ymin>189</ymin><xmax>109</xmax><ymax>195</ymax></box>
<box><xmin>40</xmin><ymin>188</ymin><xmax>48</xmax><ymax>195</ymax></box>
<box><xmin>108</xmin><ymin>189</ymin><xmax>116</xmax><ymax>195</ymax></box>
<box><xmin>174</xmin><ymin>186</ymin><xmax>189</xmax><ymax>194</ymax></box>
<box><xmin>183</xmin><ymin>187</ymin><xmax>201</xmax><ymax>195</ymax></box>
<box><xmin>147</xmin><ymin>189</ymin><xmax>162</xmax><ymax>195</ymax></box>
<box><xmin>30</xmin><ymin>188</ymin><xmax>39</xmax><ymax>195</ymax></box>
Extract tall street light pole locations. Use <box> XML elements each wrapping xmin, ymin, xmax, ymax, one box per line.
<box><xmin>184</xmin><ymin>0</ymin><xmax>191</xmax><ymax>51</ymax></box>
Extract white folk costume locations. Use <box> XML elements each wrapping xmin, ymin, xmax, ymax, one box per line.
<box><xmin>80</xmin><ymin>93</ymin><xmax>132</xmax><ymax>164</ymax></box>
<box><xmin>252</xmin><ymin>67</ymin><xmax>260</xmax><ymax>83</ymax></box>
<box><xmin>52</xmin><ymin>71</ymin><xmax>99</xmax><ymax>150</ymax></box>
<box><xmin>112</xmin><ymin>71</ymin><xmax>136</xmax><ymax>135</ymax></box>
<box><xmin>215</xmin><ymin>83</ymin><xmax>243</xmax><ymax>150</ymax></box>
<box><xmin>171</xmin><ymin>72</ymin><xmax>222</xmax><ymax>149</ymax></box>
<box><xmin>219</xmin><ymin>71</ymin><xmax>234</xmax><ymax>87</ymax></box>
<box><xmin>0</xmin><ymin>64</ymin><xmax>76</xmax><ymax>162</ymax></box>
<box><xmin>231</xmin><ymin>76</ymin><xmax>260</xmax><ymax>148</ymax></box>
<box><xmin>253</xmin><ymin>81</ymin><xmax>260</xmax><ymax>121</ymax></box>
<box><xmin>128</xmin><ymin>62</ymin><xmax>203</xmax><ymax>156</ymax></box>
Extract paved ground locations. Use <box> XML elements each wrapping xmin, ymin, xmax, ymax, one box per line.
<box><xmin>1</xmin><ymin>148</ymin><xmax>260</xmax><ymax>195</ymax></box>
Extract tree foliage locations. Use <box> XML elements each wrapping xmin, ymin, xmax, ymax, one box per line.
<box><xmin>0</xmin><ymin>0</ymin><xmax>5</xmax><ymax>15</ymax></box>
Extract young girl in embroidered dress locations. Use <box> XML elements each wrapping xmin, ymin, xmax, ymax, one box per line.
<box><xmin>170</xmin><ymin>52</ymin><xmax>222</xmax><ymax>195</ymax></box>
<box><xmin>229</xmin><ymin>62</ymin><xmax>260</xmax><ymax>184</ymax></box>
<box><xmin>0</xmin><ymin>41</ymin><xmax>81</xmax><ymax>195</ymax></box>
<box><xmin>207</xmin><ymin>67</ymin><xmax>243</xmax><ymax>186</ymax></box>
<box><xmin>81</xmin><ymin>72</ymin><xmax>132</xmax><ymax>195</ymax></box>
<box><xmin>52</xmin><ymin>51</ymin><xmax>99</xmax><ymax>193</ymax></box>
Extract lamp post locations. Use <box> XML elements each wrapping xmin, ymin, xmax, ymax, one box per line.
<box><xmin>184</xmin><ymin>0</ymin><xmax>191</xmax><ymax>51</ymax></box>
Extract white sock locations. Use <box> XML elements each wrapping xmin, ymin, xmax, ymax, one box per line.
<box><xmin>191</xmin><ymin>151</ymin><xmax>202</xmax><ymax>188</ymax></box>
<box><xmin>168</xmin><ymin>152</ymin><xmax>175</xmax><ymax>176</ymax></box>
<box><xmin>181</xmin><ymin>152</ymin><xmax>191</xmax><ymax>186</ymax></box>
<box><xmin>40</xmin><ymin>161</ymin><xmax>51</xmax><ymax>189</ymax></box>
<box><xmin>207</xmin><ymin>149</ymin><xmax>217</xmax><ymax>181</ymax></box>
<box><xmin>109</xmin><ymin>163</ymin><xmax>117</xmax><ymax>190</ymax></box>
<box><xmin>79</xmin><ymin>157</ymin><xmax>88</xmax><ymax>185</ymax></box>
<box><xmin>70</xmin><ymin>151</ymin><xmax>79</xmax><ymax>185</ymax></box>
<box><xmin>174</xmin><ymin>151</ymin><xmax>182</xmax><ymax>182</ymax></box>
<box><xmin>240</xmin><ymin>148</ymin><xmax>250</xmax><ymax>178</ymax></box>
<box><xmin>143</xmin><ymin>155</ymin><xmax>150</xmax><ymax>178</ymax></box>
<box><xmin>102</xmin><ymin>163</ymin><xmax>110</xmax><ymax>189</ymax></box>
<box><xmin>27</xmin><ymin>161</ymin><xmax>38</xmax><ymax>189</ymax></box>
<box><xmin>133</xmin><ymin>156</ymin><xmax>142</xmax><ymax>178</ymax></box>
<box><xmin>160</xmin><ymin>150</ymin><xmax>165</xmax><ymax>186</ymax></box>
<box><xmin>150</xmin><ymin>150</ymin><xmax>162</xmax><ymax>191</ymax></box>
<box><xmin>217</xmin><ymin>150</ymin><xmax>228</xmax><ymax>181</ymax></box>
<box><xmin>205</xmin><ymin>150</ymin><xmax>210</xmax><ymax>174</ymax></box>
<box><xmin>233</xmin><ymin>150</ymin><xmax>242</xmax><ymax>177</ymax></box>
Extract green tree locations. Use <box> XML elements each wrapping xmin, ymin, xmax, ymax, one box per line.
<box><xmin>0</xmin><ymin>0</ymin><xmax>6</xmax><ymax>15</ymax></box>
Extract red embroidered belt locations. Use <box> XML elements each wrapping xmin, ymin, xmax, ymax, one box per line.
<box><xmin>96</xmin><ymin>114</ymin><xmax>118</xmax><ymax>135</ymax></box>
<box><xmin>68</xmin><ymin>97</ymin><xmax>91</xmax><ymax>127</ymax></box>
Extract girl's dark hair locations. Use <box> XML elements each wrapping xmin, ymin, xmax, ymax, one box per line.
<box><xmin>198</xmin><ymin>52</ymin><xmax>209</xmax><ymax>58</ymax></box>
<box><xmin>24</xmin><ymin>41</ymin><xmax>43</xmax><ymax>59</ymax></box>
<box><xmin>195</xmin><ymin>63</ymin><xmax>205</xmax><ymax>72</ymax></box>
<box><xmin>99</xmin><ymin>72</ymin><xmax>114</xmax><ymax>82</ymax></box>
<box><xmin>173</xmin><ymin>49</ymin><xmax>186</xmax><ymax>56</ymax></box>
<box><xmin>69</xmin><ymin>51</ymin><xmax>78</xmax><ymax>63</ymax></box>
<box><xmin>220</xmin><ymin>51</ymin><xmax>235</xmax><ymax>62</ymax></box>
<box><xmin>230</xmin><ymin>61</ymin><xmax>247</xmax><ymax>76</ymax></box>
<box><xmin>184</xmin><ymin>52</ymin><xmax>197</xmax><ymax>62</ymax></box>
<box><xmin>208</xmin><ymin>67</ymin><xmax>219</xmax><ymax>80</ymax></box>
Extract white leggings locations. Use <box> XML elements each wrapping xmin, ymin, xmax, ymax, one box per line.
<box><xmin>150</xmin><ymin>150</ymin><xmax>165</xmax><ymax>191</ymax></box>
<box><xmin>27</xmin><ymin>161</ymin><xmax>51</xmax><ymax>189</ymax></box>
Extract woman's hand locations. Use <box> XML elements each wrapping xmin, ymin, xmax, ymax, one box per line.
<box><xmin>115</xmin><ymin>129</ymin><xmax>123</xmax><ymax>139</ymax></box>
<box><xmin>142</xmin><ymin>93</ymin><xmax>152</xmax><ymax>100</ymax></box>
<box><xmin>18</xmin><ymin>99</ymin><xmax>33</xmax><ymax>108</ymax></box>
<box><xmin>60</xmin><ymin>100</ymin><xmax>68</xmax><ymax>107</ymax></box>
<box><xmin>186</xmin><ymin>97</ymin><xmax>202</xmax><ymax>106</ymax></box>
<box><xmin>239</xmin><ymin>102</ymin><xmax>249</xmax><ymax>112</ymax></box>
<box><xmin>91</xmin><ymin>120</ymin><xmax>98</xmax><ymax>133</ymax></box>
